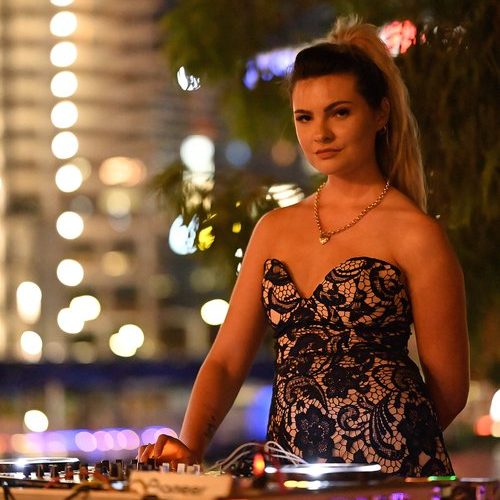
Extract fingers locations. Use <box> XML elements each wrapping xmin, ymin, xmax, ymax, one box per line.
<box><xmin>138</xmin><ymin>435</ymin><xmax>197</xmax><ymax>468</ymax></box>
<box><xmin>139</xmin><ymin>442</ymin><xmax>155</xmax><ymax>463</ymax></box>
<box><xmin>153</xmin><ymin>434</ymin><xmax>174</xmax><ymax>460</ymax></box>
<box><xmin>155</xmin><ymin>436</ymin><xmax>195</xmax><ymax>465</ymax></box>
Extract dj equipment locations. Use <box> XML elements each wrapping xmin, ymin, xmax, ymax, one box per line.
<box><xmin>0</xmin><ymin>456</ymin><xmax>497</xmax><ymax>500</ymax></box>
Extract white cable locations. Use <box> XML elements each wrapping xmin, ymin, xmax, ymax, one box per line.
<box><xmin>205</xmin><ymin>442</ymin><xmax>261</xmax><ymax>472</ymax></box>
<box><xmin>205</xmin><ymin>440</ymin><xmax>307</xmax><ymax>472</ymax></box>
<box><xmin>263</xmin><ymin>441</ymin><xmax>308</xmax><ymax>464</ymax></box>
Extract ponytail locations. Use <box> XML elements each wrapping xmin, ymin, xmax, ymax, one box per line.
<box><xmin>327</xmin><ymin>16</ymin><xmax>426</xmax><ymax>211</ymax></box>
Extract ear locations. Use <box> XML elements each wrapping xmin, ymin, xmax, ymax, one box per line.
<box><xmin>377</xmin><ymin>97</ymin><xmax>390</xmax><ymax>130</ymax></box>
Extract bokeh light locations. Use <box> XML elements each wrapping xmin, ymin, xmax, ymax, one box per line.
<box><xmin>200</xmin><ymin>299</ymin><xmax>229</xmax><ymax>326</ymax></box>
<box><xmin>94</xmin><ymin>430</ymin><xmax>114</xmax><ymax>452</ymax></box>
<box><xmin>51</xmin><ymin>100</ymin><xmax>78</xmax><ymax>128</ymax></box>
<box><xmin>20</xmin><ymin>331</ymin><xmax>43</xmax><ymax>357</ymax></box>
<box><xmin>57</xmin><ymin>307</ymin><xmax>84</xmax><ymax>334</ymax></box>
<box><xmin>101</xmin><ymin>251</ymin><xmax>130</xmax><ymax>276</ymax></box>
<box><xmin>109</xmin><ymin>324</ymin><xmax>145</xmax><ymax>358</ymax></box>
<box><xmin>180</xmin><ymin>135</ymin><xmax>214</xmax><ymax>184</ymax></box>
<box><xmin>245</xmin><ymin>385</ymin><xmax>273</xmax><ymax>440</ymax></box>
<box><xmin>117</xmin><ymin>429</ymin><xmax>140</xmax><ymax>450</ymax></box>
<box><xmin>24</xmin><ymin>410</ymin><xmax>49</xmax><ymax>433</ymax></box>
<box><xmin>490</xmin><ymin>389</ymin><xmax>500</xmax><ymax>421</ymax></box>
<box><xmin>225</xmin><ymin>140</ymin><xmax>252</xmax><ymax>167</ymax></box>
<box><xmin>2</xmin><ymin>426</ymin><xmax>181</xmax><ymax>456</ymax></box>
<box><xmin>176</xmin><ymin>66</ymin><xmax>201</xmax><ymax>91</ymax></box>
<box><xmin>109</xmin><ymin>333</ymin><xmax>136</xmax><ymax>357</ymax></box>
<box><xmin>75</xmin><ymin>431</ymin><xmax>97</xmax><ymax>452</ymax></box>
<box><xmin>50</xmin><ymin>11</ymin><xmax>77</xmax><ymax>37</ymax></box>
<box><xmin>198</xmin><ymin>225</ymin><xmax>215</xmax><ymax>251</ymax></box>
<box><xmin>55</xmin><ymin>163</ymin><xmax>83</xmax><ymax>192</ymax></box>
<box><xmin>50</xmin><ymin>0</ymin><xmax>74</xmax><ymax>7</ymax></box>
<box><xmin>99</xmin><ymin>157</ymin><xmax>146</xmax><ymax>186</ymax></box>
<box><xmin>475</xmin><ymin>415</ymin><xmax>493</xmax><ymax>437</ymax></box>
<box><xmin>16</xmin><ymin>281</ymin><xmax>42</xmax><ymax>324</ymax></box>
<box><xmin>51</xmin><ymin>131</ymin><xmax>79</xmax><ymax>159</ymax></box>
<box><xmin>51</xmin><ymin>71</ymin><xmax>78</xmax><ymax>98</ymax></box>
<box><xmin>267</xmin><ymin>183</ymin><xmax>304</xmax><ymax>207</ymax></box>
<box><xmin>101</xmin><ymin>189</ymin><xmax>132</xmax><ymax>217</ymax></box>
<box><xmin>70</xmin><ymin>295</ymin><xmax>101</xmax><ymax>321</ymax></box>
<box><xmin>56</xmin><ymin>211</ymin><xmax>84</xmax><ymax>239</ymax></box>
<box><xmin>244</xmin><ymin>46</ymin><xmax>298</xmax><ymax>89</ymax></box>
<box><xmin>50</xmin><ymin>41</ymin><xmax>77</xmax><ymax>67</ymax></box>
<box><xmin>118</xmin><ymin>324</ymin><xmax>144</xmax><ymax>349</ymax></box>
<box><xmin>141</xmin><ymin>427</ymin><xmax>177</xmax><ymax>445</ymax></box>
<box><xmin>45</xmin><ymin>432</ymin><xmax>68</xmax><ymax>455</ymax></box>
<box><xmin>10</xmin><ymin>434</ymin><xmax>30</xmax><ymax>454</ymax></box>
<box><xmin>379</xmin><ymin>20</ymin><xmax>417</xmax><ymax>56</ymax></box>
<box><xmin>168</xmin><ymin>215</ymin><xmax>198</xmax><ymax>255</ymax></box>
<box><xmin>271</xmin><ymin>140</ymin><xmax>297</xmax><ymax>167</ymax></box>
<box><xmin>56</xmin><ymin>259</ymin><xmax>84</xmax><ymax>287</ymax></box>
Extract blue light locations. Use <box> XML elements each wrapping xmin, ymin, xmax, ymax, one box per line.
<box><xmin>243</xmin><ymin>46</ymin><xmax>300</xmax><ymax>89</ymax></box>
<box><xmin>243</xmin><ymin>63</ymin><xmax>259</xmax><ymax>89</ymax></box>
<box><xmin>244</xmin><ymin>385</ymin><xmax>272</xmax><ymax>440</ymax></box>
<box><xmin>225</xmin><ymin>140</ymin><xmax>252</xmax><ymax>167</ymax></box>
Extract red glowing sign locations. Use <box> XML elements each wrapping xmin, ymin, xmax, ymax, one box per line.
<box><xmin>379</xmin><ymin>20</ymin><xmax>417</xmax><ymax>56</ymax></box>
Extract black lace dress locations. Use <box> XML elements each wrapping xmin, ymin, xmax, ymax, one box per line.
<box><xmin>262</xmin><ymin>256</ymin><xmax>454</xmax><ymax>477</ymax></box>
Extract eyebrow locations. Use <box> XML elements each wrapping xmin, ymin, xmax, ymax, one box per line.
<box><xmin>293</xmin><ymin>100</ymin><xmax>353</xmax><ymax>114</ymax></box>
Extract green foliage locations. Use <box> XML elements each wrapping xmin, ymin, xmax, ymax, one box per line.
<box><xmin>394</xmin><ymin>1</ymin><xmax>499</xmax><ymax>373</ymax></box>
<box><xmin>151</xmin><ymin>161</ymin><xmax>283</xmax><ymax>283</ymax></box>
<box><xmin>156</xmin><ymin>0</ymin><xmax>499</xmax><ymax>375</ymax></box>
<box><xmin>222</xmin><ymin>80</ymin><xmax>295</xmax><ymax>146</ymax></box>
<box><xmin>398</xmin><ymin>1</ymin><xmax>499</xmax><ymax>226</ymax></box>
<box><xmin>161</xmin><ymin>0</ymin><xmax>293</xmax><ymax>80</ymax></box>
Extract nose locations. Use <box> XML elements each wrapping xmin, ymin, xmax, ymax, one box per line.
<box><xmin>313</xmin><ymin>119</ymin><xmax>333</xmax><ymax>143</ymax></box>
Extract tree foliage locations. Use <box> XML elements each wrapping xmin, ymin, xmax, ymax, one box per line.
<box><xmin>156</xmin><ymin>0</ymin><xmax>499</xmax><ymax>376</ymax></box>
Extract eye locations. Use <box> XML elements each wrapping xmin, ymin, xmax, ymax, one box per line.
<box><xmin>333</xmin><ymin>107</ymin><xmax>350</xmax><ymax>118</ymax></box>
<box><xmin>295</xmin><ymin>114</ymin><xmax>311</xmax><ymax>123</ymax></box>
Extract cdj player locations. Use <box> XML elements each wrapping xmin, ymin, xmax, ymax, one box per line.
<box><xmin>0</xmin><ymin>454</ymin><xmax>497</xmax><ymax>499</ymax></box>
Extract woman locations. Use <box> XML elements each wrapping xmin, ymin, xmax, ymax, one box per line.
<box><xmin>140</xmin><ymin>17</ymin><xmax>469</xmax><ymax>476</ymax></box>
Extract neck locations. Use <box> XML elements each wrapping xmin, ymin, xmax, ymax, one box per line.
<box><xmin>319</xmin><ymin>170</ymin><xmax>387</xmax><ymax>205</ymax></box>
<box><xmin>314</xmin><ymin>177</ymin><xmax>390</xmax><ymax>243</ymax></box>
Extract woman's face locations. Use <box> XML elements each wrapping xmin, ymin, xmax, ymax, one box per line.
<box><xmin>292</xmin><ymin>73</ymin><xmax>388</xmax><ymax>177</ymax></box>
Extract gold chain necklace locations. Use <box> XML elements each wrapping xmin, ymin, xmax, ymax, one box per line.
<box><xmin>314</xmin><ymin>180</ymin><xmax>390</xmax><ymax>244</ymax></box>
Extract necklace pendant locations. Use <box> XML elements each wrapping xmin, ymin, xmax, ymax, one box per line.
<box><xmin>319</xmin><ymin>234</ymin><xmax>330</xmax><ymax>245</ymax></box>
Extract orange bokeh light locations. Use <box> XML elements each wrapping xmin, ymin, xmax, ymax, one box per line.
<box><xmin>474</xmin><ymin>414</ymin><xmax>493</xmax><ymax>436</ymax></box>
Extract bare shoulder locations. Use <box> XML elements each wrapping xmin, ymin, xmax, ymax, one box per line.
<box><xmin>385</xmin><ymin>190</ymin><xmax>461</xmax><ymax>277</ymax></box>
<box><xmin>241</xmin><ymin>201</ymin><xmax>311</xmax><ymax>271</ymax></box>
<box><xmin>252</xmin><ymin>197</ymin><xmax>312</xmax><ymax>239</ymax></box>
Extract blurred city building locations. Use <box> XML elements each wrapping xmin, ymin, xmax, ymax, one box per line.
<box><xmin>0</xmin><ymin>0</ymin><xmax>277</xmax><ymax>461</ymax></box>
<box><xmin>0</xmin><ymin>0</ymin><xmax>214</xmax><ymax>364</ymax></box>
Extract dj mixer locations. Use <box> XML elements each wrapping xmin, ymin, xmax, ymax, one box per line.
<box><xmin>0</xmin><ymin>456</ymin><xmax>497</xmax><ymax>500</ymax></box>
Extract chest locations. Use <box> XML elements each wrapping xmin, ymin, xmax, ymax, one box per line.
<box><xmin>271</xmin><ymin>230</ymin><xmax>394</xmax><ymax>299</ymax></box>
<box><xmin>262</xmin><ymin>257</ymin><xmax>411</xmax><ymax>330</ymax></box>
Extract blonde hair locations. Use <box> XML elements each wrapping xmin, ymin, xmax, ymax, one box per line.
<box><xmin>326</xmin><ymin>17</ymin><xmax>426</xmax><ymax>211</ymax></box>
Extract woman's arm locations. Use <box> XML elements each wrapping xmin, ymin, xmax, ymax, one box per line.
<box><xmin>178</xmin><ymin>234</ymin><xmax>270</xmax><ymax>459</ymax></box>
<box><xmin>140</xmin><ymin>212</ymin><xmax>276</xmax><ymax>464</ymax></box>
<box><xmin>400</xmin><ymin>215</ymin><xmax>469</xmax><ymax>430</ymax></box>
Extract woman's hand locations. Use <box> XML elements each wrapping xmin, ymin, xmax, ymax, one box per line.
<box><xmin>138</xmin><ymin>435</ymin><xmax>198</xmax><ymax>469</ymax></box>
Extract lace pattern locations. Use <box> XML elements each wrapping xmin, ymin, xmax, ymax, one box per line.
<box><xmin>262</xmin><ymin>257</ymin><xmax>454</xmax><ymax>477</ymax></box>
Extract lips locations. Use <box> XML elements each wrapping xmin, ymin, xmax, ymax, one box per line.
<box><xmin>315</xmin><ymin>148</ymin><xmax>342</xmax><ymax>158</ymax></box>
